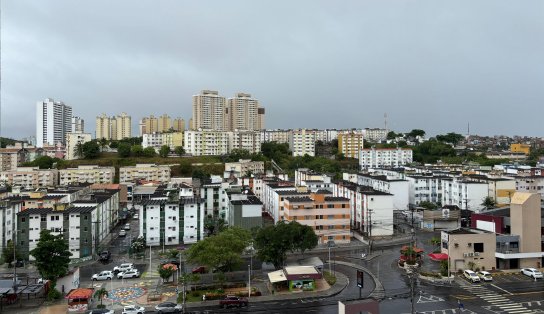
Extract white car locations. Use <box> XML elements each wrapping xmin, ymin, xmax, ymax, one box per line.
<box><xmin>118</xmin><ymin>269</ymin><xmax>140</xmax><ymax>279</ymax></box>
<box><xmin>92</xmin><ymin>270</ymin><xmax>113</xmax><ymax>281</ymax></box>
<box><xmin>463</xmin><ymin>270</ymin><xmax>480</xmax><ymax>283</ymax></box>
<box><xmin>119</xmin><ymin>230</ymin><xmax>127</xmax><ymax>237</ymax></box>
<box><xmin>114</xmin><ymin>263</ymin><xmax>135</xmax><ymax>273</ymax></box>
<box><xmin>124</xmin><ymin>223</ymin><xmax>131</xmax><ymax>230</ymax></box>
<box><xmin>133</xmin><ymin>214</ymin><xmax>139</xmax><ymax>219</ymax></box>
<box><xmin>477</xmin><ymin>271</ymin><xmax>493</xmax><ymax>282</ymax></box>
<box><xmin>88</xmin><ymin>309</ymin><xmax>114</xmax><ymax>314</ymax></box>
<box><xmin>521</xmin><ymin>268</ymin><xmax>543</xmax><ymax>279</ymax></box>
<box><xmin>122</xmin><ymin>305</ymin><xmax>145</xmax><ymax>314</ymax></box>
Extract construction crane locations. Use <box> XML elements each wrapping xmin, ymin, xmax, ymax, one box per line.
<box><xmin>270</xmin><ymin>159</ymin><xmax>284</xmax><ymax>174</ymax></box>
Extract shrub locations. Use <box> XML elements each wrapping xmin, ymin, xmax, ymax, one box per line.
<box><xmin>47</xmin><ymin>288</ymin><xmax>62</xmax><ymax>301</ymax></box>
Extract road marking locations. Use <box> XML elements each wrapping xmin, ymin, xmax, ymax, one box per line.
<box><xmin>417</xmin><ymin>294</ymin><xmax>444</xmax><ymax>304</ymax></box>
<box><xmin>490</xmin><ymin>284</ymin><xmax>513</xmax><ymax>295</ymax></box>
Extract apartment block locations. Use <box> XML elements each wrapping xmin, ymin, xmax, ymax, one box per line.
<box><xmin>140</xmin><ymin>198</ymin><xmax>205</xmax><ymax>246</ymax></box>
<box><xmin>359</xmin><ymin>148</ymin><xmax>413</xmax><ymax>169</ymax></box>
<box><xmin>36</xmin><ymin>98</ymin><xmax>73</xmax><ymax>147</ymax></box>
<box><xmin>283</xmin><ymin>192</ymin><xmax>351</xmax><ymax>244</ymax></box>
<box><xmin>226</xmin><ymin>93</ymin><xmax>265</xmax><ymax>131</ymax></box>
<box><xmin>338</xmin><ymin>130</ymin><xmax>364</xmax><ymax>159</ymax></box>
<box><xmin>71</xmin><ymin>116</ymin><xmax>85</xmax><ymax>133</ymax></box>
<box><xmin>119</xmin><ymin>164</ymin><xmax>171</xmax><ymax>184</ymax></box>
<box><xmin>260</xmin><ymin>129</ymin><xmax>291</xmax><ymax>144</ymax></box>
<box><xmin>289</xmin><ymin>129</ymin><xmax>317</xmax><ymax>157</ymax></box>
<box><xmin>139</xmin><ymin>115</ymin><xmax>159</xmax><ymax>135</ymax></box>
<box><xmin>353</xmin><ymin>173</ymin><xmax>409</xmax><ymax>211</ymax></box>
<box><xmin>230</xmin><ymin>130</ymin><xmax>261</xmax><ymax>154</ymax></box>
<box><xmin>112</xmin><ymin>112</ymin><xmax>132</xmax><ymax>140</ymax></box>
<box><xmin>441</xmin><ymin>178</ymin><xmax>488</xmax><ymax>212</ymax></box>
<box><xmin>142</xmin><ymin>132</ymin><xmax>183</xmax><ymax>150</ymax></box>
<box><xmin>226</xmin><ymin>189</ymin><xmax>263</xmax><ymax>230</ymax></box>
<box><xmin>95</xmin><ymin>113</ymin><xmax>111</xmax><ymax>140</ymax></box>
<box><xmin>0</xmin><ymin>167</ymin><xmax>58</xmax><ymax>189</ymax></box>
<box><xmin>0</xmin><ymin>199</ymin><xmax>22</xmax><ymax>252</ymax></box>
<box><xmin>59</xmin><ymin>165</ymin><xmax>115</xmax><ymax>185</ymax></box>
<box><xmin>363</xmin><ymin>128</ymin><xmax>388</xmax><ymax>142</ymax></box>
<box><xmin>192</xmin><ymin>90</ymin><xmax>227</xmax><ymax>131</ymax></box>
<box><xmin>65</xmin><ymin>132</ymin><xmax>92</xmax><ymax>160</ymax></box>
<box><xmin>406</xmin><ymin>174</ymin><xmax>448</xmax><ymax>207</ymax></box>
<box><xmin>184</xmin><ymin>130</ymin><xmax>230</xmax><ymax>156</ymax></box>
<box><xmin>225</xmin><ymin>160</ymin><xmax>265</xmax><ymax>177</ymax></box>
<box><xmin>172</xmin><ymin>118</ymin><xmax>186</xmax><ymax>132</ymax></box>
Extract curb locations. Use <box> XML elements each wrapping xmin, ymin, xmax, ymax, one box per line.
<box><xmin>331</xmin><ymin>260</ymin><xmax>385</xmax><ymax>301</ymax></box>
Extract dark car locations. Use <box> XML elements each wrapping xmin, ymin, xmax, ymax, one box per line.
<box><xmin>99</xmin><ymin>251</ymin><xmax>111</xmax><ymax>262</ymax></box>
<box><xmin>219</xmin><ymin>295</ymin><xmax>249</xmax><ymax>308</ymax></box>
<box><xmin>14</xmin><ymin>260</ymin><xmax>24</xmax><ymax>268</ymax></box>
<box><xmin>192</xmin><ymin>266</ymin><xmax>207</xmax><ymax>274</ymax></box>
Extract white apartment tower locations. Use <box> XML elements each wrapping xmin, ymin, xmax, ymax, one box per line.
<box><xmin>36</xmin><ymin>98</ymin><xmax>73</xmax><ymax>147</ymax></box>
<box><xmin>226</xmin><ymin>93</ymin><xmax>265</xmax><ymax>131</ymax></box>
<box><xmin>192</xmin><ymin>90</ymin><xmax>227</xmax><ymax>131</ymax></box>
<box><xmin>71</xmin><ymin>116</ymin><xmax>85</xmax><ymax>133</ymax></box>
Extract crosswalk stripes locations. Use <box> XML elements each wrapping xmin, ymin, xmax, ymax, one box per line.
<box><xmin>461</xmin><ymin>284</ymin><xmax>533</xmax><ymax>313</ymax></box>
<box><xmin>401</xmin><ymin>309</ymin><xmax>477</xmax><ymax>314</ymax></box>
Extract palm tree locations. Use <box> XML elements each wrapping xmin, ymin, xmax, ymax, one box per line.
<box><xmin>481</xmin><ymin>197</ymin><xmax>496</xmax><ymax>210</ymax></box>
<box><xmin>74</xmin><ymin>142</ymin><xmax>84</xmax><ymax>159</ymax></box>
<box><xmin>94</xmin><ymin>287</ymin><xmax>108</xmax><ymax>307</ymax></box>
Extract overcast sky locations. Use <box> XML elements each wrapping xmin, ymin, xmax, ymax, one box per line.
<box><xmin>1</xmin><ymin>0</ymin><xmax>543</xmax><ymax>139</ymax></box>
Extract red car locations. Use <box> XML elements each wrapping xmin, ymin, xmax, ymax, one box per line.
<box><xmin>219</xmin><ymin>295</ymin><xmax>248</xmax><ymax>308</ymax></box>
<box><xmin>192</xmin><ymin>266</ymin><xmax>207</xmax><ymax>274</ymax></box>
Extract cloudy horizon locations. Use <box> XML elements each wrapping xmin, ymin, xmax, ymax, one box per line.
<box><xmin>1</xmin><ymin>0</ymin><xmax>543</xmax><ymax>140</ymax></box>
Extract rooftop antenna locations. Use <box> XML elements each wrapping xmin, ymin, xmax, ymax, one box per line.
<box><xmin>384</xmin><ymin>113</ymin><xmax>388</xmax><ymax>131</ymax></box>
<box><xmin>467</xmin><ymin>122</ymin><xmax>470</xmax><ymax>139</ymax></box>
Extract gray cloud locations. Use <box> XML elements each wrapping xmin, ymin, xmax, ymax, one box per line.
<box><xmin>2</xmin><ymin>0</ymin><xmax>543</xmax><ymax>139</ymax></box>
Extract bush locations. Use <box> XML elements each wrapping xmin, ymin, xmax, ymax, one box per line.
<box><xmin>420</xmin><ymin>271</ymin><xmax>441</xmax><ymax>278</ymax></box>
<box><xmin>191</xmin><ymin>291</ymin><xmax>200</xmax><ymax>297</ymax></box>
<box><xmin>47</xmin><ymin>288</ymin><xmax>62</xmax><ymax>301</ymax></box>
<box><xmin>323</xmin><ymin>271</ymin><xmax>336</xmax><ymax>286</ymax></box>
<box><xmin>96</xmin><ymin>304</ymin><xmax>106</xmax><ymax>309</ymax></box>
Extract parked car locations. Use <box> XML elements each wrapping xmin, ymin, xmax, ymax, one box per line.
<box><xmin>113</xmin><ymin>263</ymin><xmax>135</xmax><ymax>274</ymax></box>
<box><xmin>88</xmin><ymin>309</ymin><xmax>114</xmax><ymax>314</ymax></box>
<box><xmin>521</xmin><ymin>268</ymin><xmax>543</xmax><ymax>279</ymax></box>
<box><xmin>121</xmin><ymin>305</ymin><xmax>145</xmax><ymax>314</ymax></box>
<box><xmin>92</xmin><ymin>271</ymin><xmax>113</xmax><ymax>281</ymax></box>
<box><xmin>99</xmin><ymin>251</ymin><xmax>111</xmax><ymax>263</ymax></box>
<box><xmin>14</xmin><ymin>260</ymin><xmax>24</xmax><ymax>268</ymax></box>
<box><xmin>463</xmin><ymin>270</ymin><xmax>480</xmax><ymax>283</ymax></box>
<box><xmin>477</xmin><ymin>271</ymin><xmax>493</xmax><ymax>282</ymax></box>
<box><xmin>124</xmin><ymin>223</ymin><xmax>131</xmax><ymax>230</ymax></box>
<box><xmin>192</xmin><ymin>266</ymin><xmax>206</xmax><ymax>274</ymax></box>
<box><xmin>133</xmin><ymin>214</ymin><xmax>139</xmax><ymax>219</ymax></box>
<box><xmin>117</xmin><ymin>269</ymin><xmax>140</xmax><ymax>279</ymax></box>
<box><xmin>119</xmin><ymin>230</ymin><xmax>127</xmax><ymax>237</ymax></box>
<box><xmin>219</xmin><ymin>295</ymin><xmax>249</xmax><ymax>308</ymax></box>
<box><xmin>155</xmin><ymin>302</ymin><xmax>182</xmax><ymax>313</ymax></box>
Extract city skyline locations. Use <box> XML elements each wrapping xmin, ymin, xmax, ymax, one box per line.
<box><xmin>2</xmin><ymin>1</ymin><xmax>544</xmax><ymax>139</ymax></box>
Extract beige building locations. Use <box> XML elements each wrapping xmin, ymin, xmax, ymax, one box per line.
<box><xmin>158</xmin><ymin>114</ymin><xmax>172</xmax><ymax>132</ymax></box>
<box><xmin>283</xmin><ymin>192</ymin><xmax>351</xmax><ymax>244</ymax></box>
<box><xmin>0</xmin><ymin>167</ymin><xmax>58</xmax><ymax>189</ymax></box>
<box><xmin>338</xmin><ymin>130</ymin><xmax>364</xmax><ymax>159</ymax></box>
<box><xmin>96</xmin><ymin>113</ymin><xmax>111</xmax><ymax>140</ymax></box>
<box><xmin>59</xmin><ymin>165</ymin><xmax>115</xmax><ymax>185</ymax></box>
<box><xmin>139</xmin><ymin>115</ymin><xmax>159</xmax><ymax>135</ymax></box>
<box><xmin>113</xmin><ymin>112</ymin><xmax>131</xmax><ymax>139</ymax></box>
<box><xmin>441</xmin><ymin>228</ymin><xmax>496</xmax><ymax>272</ymax></box>
<box><xmin>509</xmin><ymin>192</ymin><xmax>542</xmax><ymax>268</ymax></box>
<box><xmin>289</xmin><ymin>129</ymin><xmax>317</xmax><ymax>157</ymax></box>
<box><xmin>226</xmin><ymin>93</ymin><xmax>265</xmax><ymax>131</ymax></box>
<box><xmin>192</xmin><ymin>90</ymin><xmax>227</xmax><ymax>131</ymax></box>
<box><xmin>260</xmin><ymin>129</ymin><xmax>291</xmax><ymax>144</ymax></box>
<box><xmin>172</xmin><ymin>117</ymin><xmax>185</xmax><ymax>131</ymax></box>
<box><xmin>65</xmin><ymin>132</ymin><xmax>92</xmax><ymax>160</ymax></box>
<box><xmin>119</xmin><ymin>164</ymin><xmax>171</xmax><ymax>184</ymax></box>
<box><xmin>225</xmin><ymin>160</ymin><xmax>265</xmax><ymax>177</ymax></box>
<box><xmin>230</xmin><ymin>130</ymin><xmax>261</xmax><ymax>154</ymax></box>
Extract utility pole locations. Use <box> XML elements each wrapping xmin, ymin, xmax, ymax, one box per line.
<box><xmin>368</xmin><ymin>209</ymin><xmax>373</xmax><ymax>254</ymax></box>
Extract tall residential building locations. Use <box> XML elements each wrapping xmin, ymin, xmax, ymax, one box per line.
<box><xmin>36</xmin><ymin>98</ymin><xmax>72</xmax><ymax>147</ymax></box>
<box><xmin>113</xmin><ymin>113</ymin><xmax>131</xmax><ymax>140</ymax></box>
<box><xmin>139</xmin><ymin>115</ymin><xmax>158</xmax><ymax>135</ymax></box>
<box><xmin>71</xmin><ymin>116</ymin><xmax>85</xmax><ymax>133</ymax></box>
<box><xmin>172</xmin><ymin>118</ymin><xmax>185</xmax><ymax>132</ymax></box>
<box><xmin>226</xmin><ymin>93</ymin><xmax>265</xmax><ymax>131</ymax></box>
<box><xmin>338</xmin><ymin>130</ymin><xmax>364</xmax><ymax>159</ymax></box>
<box><xmin>192</xmin><ymin>90</ymin><xmax>226</xmax><ymax>130</ymax></box>
<box><xmin>96</xmin><ymin>113</ymin><xmax>111</xmax><ymax>140</ymax></box>
<box><xmin>158</xmin><ymin>114</ymin><xmax>172</xmax><ymax>132</ymax></box>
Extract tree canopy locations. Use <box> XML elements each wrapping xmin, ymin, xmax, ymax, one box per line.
<box><xmin>143</xmin><ymin>147</ymin><xmax>157</xmax><ymax>157</ymax></box>
<box><xmin>81</xmin><ymin>141</ymin><xmax>100</xmax><ymax>159</ymax></box>
<box><xmin>186</xmin><ymin>227</ymin><xmax>251</xmax><ymax>272</ymax></box>
<box><xmin>435</xmin><ymin>133</ymin><xmax>465</xmax><ymax>146</ymax></box>
<box><xmin>2</xmin><ymin>240</ymin><xmax>22</xmax><ymax>266</ymax></box>
<box><xmin>159</xmin><ymin>145</ymin><xmax>170</xmax><ymax>158</ymax></box>
<box><xmin>30</xmin><ymin>230</ymin><xmax>72</xmax><ymax>282</ymax></box>
<box><xmin>254</xmin><ymin>221</ymin><xmax>318</xmax><ymax>269</ymax></box>
<box><xmin>117</xmin><ymin>142</ymin><xmax>131</xmax><ymax>158</ymax></box>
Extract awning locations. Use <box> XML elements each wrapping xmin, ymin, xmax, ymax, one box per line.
<box><xmin>65</xmin><ymin>288</ymin><xmax>94</xmax><ymax>300</ymax></box>
<box><xmin>267</xmin><ymin>270</ymin><xmax>287</xmax><ymax>283</ymax></box>
<box><xmin>428</xmin><ymin>253</ymin><xmax>449</xmax><ymax>261</ymax></box>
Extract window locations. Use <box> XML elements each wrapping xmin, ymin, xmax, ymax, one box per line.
<box><xmin>21</xmin><ymin>217</ymin><xmax>26</xmax><ymax>222</ymax></box>
<box><xmin>474</xmin><ymin>243</ymin><xmax>484</xmax><ymax>253</ymax></box>
<box><xmin>84</xmin><ymin>227</ymin><xmax>88</xmax><ymax>232</ymax></box>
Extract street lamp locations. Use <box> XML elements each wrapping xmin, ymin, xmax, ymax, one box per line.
<box><xmin>327</xmin><ymin>240</ymin><xmax>335</xmax><ymax>275</ymax></box>
<box><xmin>248</xmin><ymin>264</ymin><xmax>251</xmax><ymax>299</ymax></box>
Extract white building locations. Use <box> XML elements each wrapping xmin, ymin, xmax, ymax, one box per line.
<box><xmin>184</xmin><ymin>130</ymin><xmax>230</xmax><ymax>156</ymax></box>
<box><xmin>225</xmin><ymin>159</ymin><xmax>265</xmax><ymax>177</ymax></box>
<box><xmin>0</xmin><ymin>200</ymin><xmax>22</xmax><ymax>252</ymax></box>
<box><xmin>260</xmin><ymin>129</ymin><xmax>291</xmax><ymax>144</ymax></box>
<box><xmin>515</xmin><ymin>176</ymin><xmax>544</xmax><ymax>200</ymax></box>
<box><xmin>406</xmin><ymin>174</ymin><xmax>448</xmax><ymax>207</ymax></box>
<box><xmin>359</xmin><ymin>148</ymin><xmax>413</xmax><ymax>169</ymax></box>
<box><xmin>65</xmin><ymin>132</ymin><xmax>92</xmax><ymax>160</ymax></box>
<box><xmin>363</xmin><ymin>128</ymin><xmax>388</xmax><ymax>142</ymax></box>
<box><xmin>36</xmin><ymin>98</ymin><xmax>72</xmax><ymax>147</ymax></box>
<box><xmin>352</xmin><ymin>173</ymin><xmax>409</xmax><ymax>211</ymax></box>
<box><xmin>71</xmin><ymin>116</ymin><xmax>85</xmax><ymax>133</ymax></box>
<box><xmin>441</xmin><ymin>178</ymin><xmax>489</xmax><ymax>212</ymax></box>
<box><xmin>59</xmin><ymin>165</ymin><xmax>115</xmax><ymax>185</ymax></box>
<box><xmin>289</xmin><ymin>129</ymin><xmax>317</xmax><ymax>157</ymax></box>
<box><xmin>230</xmin><ymin>130</ymin><xmax>261</xmax><ymax>154</ymax></box>
<box><xmin>0</xmin><ymin>167</ymin><xmax>58</xmax><ymax>189</ymax></box>
<box><xmin>119</xmin><ymin>164</ymin><xmax>171</xmax><ymax>184</ymax></box>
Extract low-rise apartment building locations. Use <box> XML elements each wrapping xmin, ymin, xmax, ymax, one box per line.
<box><xmin>353</xmin><ymin>173</ymin><xmax>409</xmax><ymax>211</ymax></box>
<box><xmin>65</xmin><ymin>132</ymin><xmax>92</xmax><ymax>160</ymax></box>
<box><xmin>184</xmin><ymin>130</ymin><xmax>230</xmax><ymax>156</ymax></box>
<box><xmin>289</xmin><ymin>129</ymin><xmax>317</xmax><ymax>157</ymax></box>
<box><xmin>359</xmin><ymin>148</ymin><xmax>413</xmax><ymax>169</ymax></box>
<box><xmin>225</xmin><ymin>159</ymin><xmax>265</xmax><ymax>177</ymax></box>
<box><xmin>338</xmin><ymin>130</ymin><xmax>364</xmax><ymax>159</ymax></box>
<box><xmin>0</xmin><ymin>167</ymin><xmax>58</xmax><ymax>189</ymax></box>
<box><xmin>260</xmin><ymin>129</ymin><xmax>291</xmax><ymax>144</ymax></box>
<box><xmin>60</xmin><ymin>165</ymin><xmax>115</xmax><ymax>185</ymax></box>
<box><xmin>441</xmin><ymin>178</ymin><xmax>488</xmax><ymax>212</ymax></box>
<box><xmin>230</xmin><ymin>130</ymin><xmax>261</xmax><ymax>154</ymax></box>
<box><xmin>119</xmin><ymin>164</ymin><xmax>171</xmax><ymax>184</ymax></box>
<box><xmin>283</xmin><ymin>192</ymin><xmax>351</xmax><ymax>244</ymax></box>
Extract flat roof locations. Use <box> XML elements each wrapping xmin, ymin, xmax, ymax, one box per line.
<box><xmin>284</xmin><ymin>266</ymin><xmax>320</xmax><ymax>276</ymax></box>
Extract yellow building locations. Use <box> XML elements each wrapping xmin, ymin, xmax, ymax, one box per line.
<box><xmin>172</xmin><ymin>117</ymin><xmax>185</xmax><ymax>131</ymax></box>
<box><xmin>158</xmin><ymin>114</ymin><xmax>172</xmax><ymax>132</ymax></box>
<box><xmin>162</xmin><ymin>132</ymin><xmax>184</xmax><ymax>149</ymax></box>
<box><xmin>510</xmin><ymin>143</ymin><xmax>530</xmax><ymax>155</ymax></box>
<box><xmin>338</xmin><ymin>131</ymin><xmax>364</xmax><ymax>159</ymax></box>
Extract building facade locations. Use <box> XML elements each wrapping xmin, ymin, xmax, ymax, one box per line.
<box><xmin>289</xmin><ymin>129</ymin><xmax>317</xmax><ymax>157</ymax></box>
<box><xmin>0</xmin><ymin>167</ymin><xmax>58</xmax><ymax>189</ymax></box>
<box><xmin>71</xmin><ymin>116</ymin><xmax>85</xmax><ymax>133</ymax></box>
<box><xmin>36</xmin><ymin>98</ymin><xmax>73</xmax><ymax>147</ymax></box>
<box><xmin>65</xmin><ymin>132</ymin><xmax>92</xmax><ymax>160</ymax></box>
<box><xmin>359</xmin><ymin>148</ymin><xmax>413</xmax><ymax>169</ymax></box>
<box><xmin>59</xmin><ymin>165</ymin><xmax>115</xmax><ymax>185</ymax></box>
<box><xmin>226</xmin><ymin>93</ymin><xmax>265</xmax><ymax>131</ymax></box>
<box><xmin>192</xmin><ymin>90</ymin><xmax>227</xmax><ymax>131</ymax></box>
<box><xmin>184</xmin><ymin>130</ymin><xmax>230</xmax><ymax>156</ymax></box>
<box><xmin>119</xmin><ymin>164</ymin><xmax>171</xmax><ymax>184</ymax></box>
<box><xmin>337</xmin><ymin>130</ymin><xmax>364</xmax><ymax>159</ymax></box>
<box><xmin>96</xmin><ymin>113</ymin><xmax>111</xmax><ymax>140</ymax></box>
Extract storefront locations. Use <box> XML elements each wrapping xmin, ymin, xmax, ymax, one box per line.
<box><xmin>268</xmin><ymin>266</ymin><xmax>322</xmax><ymax>292</ymax></box>
<box><xmin>65</xmin><ymin>288</ymin><xmax>94</xmax><ymax>312</ymax></box>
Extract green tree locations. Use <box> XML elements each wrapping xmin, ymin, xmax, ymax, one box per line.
<box><xmin>26</xmin><ymin>156</ymin><xmax>57</xmax><ymax>169</ymax></box>
<box><xmin>99</xmin><ymin>138</ymin><xmax>109</xmax><ymax>152</ymax></box>
<box><xmin>118</xmin><ymin>142</ymin><xmax>131</xmax><ymax>158</ymax></box>
<box><xmin>108</xmin><ymin>141</ymin><xmax>119</xmax><ymax>149</ymax></box>
<box><xmin>174</xmin><ymin>146</ymin><xmax>185</xmax><ymax>156</ymax></box>
<box><xmin>293</xmin><ymin>223</ymin><xmax>318</xmax><ymax>256</ymax></box>
<box><xmin>225</xmin><ymin>149</ymin><xmax>252</xmax><ymax>162</ymax></box>
<box><xmin>159</xmin><ymin>264</ymin><xmax>175</xmax><ymax>282</ymax></box>
<box><xmin>2</xmin><ymin>239</ymin><xmax>22</xmax><ymax>267</ymax></box>
<box><xmin>435</xmin><ymin>133</ymin><xmax>464</xmax><ymax>146</ymax></box>
<box><xmin>407</xmin><ymin>129</ymin><xmax>426</xmax><ymax>139</ymax></box>
<box><xmin>94</xmin><ymin>287</ymin><xmax>109</xmax><ymax>307</ymax></box>
<box><xmin>186</xmin><ymin>227</ymin><xmax>251</xmax><ymax>272</ymax></box>
<box><xmin>81</xmin><ymin>141</ymin><xmax>100</xmax><ymax>159</ymax></box>
<box><xmin>143</xmin><ymin>147</ymin><xmax>156</xmax><ymax>157</ymax></box>
<box><xmin>131</xmin><ymin>145</ymin><xmax>144</xmax><ymax>157</ymax></box>
<box><xmin>74</xmin><ymin>142</ymin><xmax>84</xmax><ymax>159</ymax></box>
<box><xmin>130</xmin><ymin>236</ymin><xmax>146</xmax><ymax>255</ymax></box>
<box><xmin>204</xmin><ymin>216</ymin><xmax>227</xmax><ymax>236</ymax></box>
<box><xmin>159</xmin><ymin>145</ymin><xmax>170</xmax><ymax>158</ymax></box>
<box><xmin>418</xmin><ymin>201</ymin><xmax>439</xmax><ymax>210</ymax></box>
<box><xmin>30</xmin><ymin>230</ymin><xmax>72</xmax><ymax>292</ymax></box>
<box><xmin>481</xmin><ymin>196</ymin><xmax>496</xmax><ymax>210</ymax></box>
<box><xmin>386</xmin><ymin>131</ymin><xmax>397</xmax><ymax>140</ymax></box>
